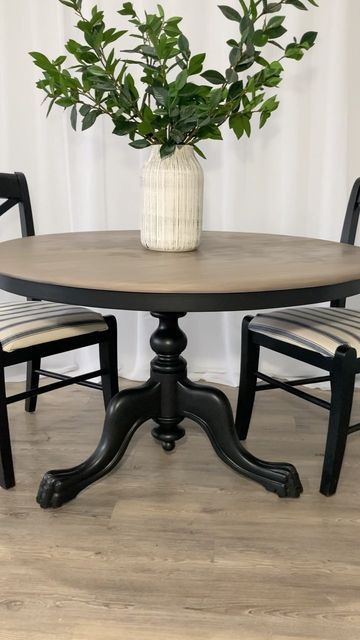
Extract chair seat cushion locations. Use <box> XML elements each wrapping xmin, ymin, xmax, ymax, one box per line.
<box><xmin>0</xmin><ymin>301</ymin><xmax>108</xmax><ymax>352</ymax></box>
<box><xmin>249</xmin><ymin>307</ymin><xmax>360</xmax><ymax>357</ymax></box>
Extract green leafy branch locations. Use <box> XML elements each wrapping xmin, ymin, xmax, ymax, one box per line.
<box><xmin>30</xmin><ymin>0</ymin><xmax>318</xmax><ymax>158</ymax></box>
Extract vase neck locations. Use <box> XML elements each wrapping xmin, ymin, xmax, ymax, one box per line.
<box><xmin>149</xmin><ymin>145</ymin><xmax>195</xmax><ymax>161</ymax></box>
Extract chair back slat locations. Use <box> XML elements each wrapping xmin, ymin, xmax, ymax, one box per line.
<box><xmin>331</xmin><ymin>178</ymin><xmax>360</xmax><ymax>308</ymax></box>
<box><xmin>0</xmin><ymin>172</ymin><xmax>35</xmax><ymax>238</ymax></box>
<box><xmin>0</xmin><ymin>173</ymin><xmax>22</xmax><ymax>199</ymax></box>
<box><xmin>0</xmin><ymin>199</ymin><xmax>18</xmax><ymax>217</ymax></box>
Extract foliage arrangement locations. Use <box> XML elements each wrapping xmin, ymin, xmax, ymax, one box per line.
<box><xmin>31</xmin><ymin>0</ymin><xmax>318</xmax><ymax>158</ymax></box>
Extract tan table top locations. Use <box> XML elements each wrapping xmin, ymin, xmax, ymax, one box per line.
<box><xmin>0</xmin><ymin>230</ymin><xmax>359</xmax><ymax>312</ymax></box>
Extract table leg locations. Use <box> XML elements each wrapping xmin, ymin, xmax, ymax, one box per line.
<box><xmin>177</xmin><ymin>379</ymin><xmax>302</xmax><ymax>498</ymax></box>
<box><xmin>37</xmin><ymin>382</ymin><xmax>161</xmax><ymax>508</ymax></box>
<box><xmin>37</xmin><ymin>312</ymin><xmax>302</xmax><ymax>508</ymax></box>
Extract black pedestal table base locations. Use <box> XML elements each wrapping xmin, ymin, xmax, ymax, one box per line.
<box><xmin>37</xmin><ymin>312</ymin><xmax>303</xmax><ymax>508</ymax></box>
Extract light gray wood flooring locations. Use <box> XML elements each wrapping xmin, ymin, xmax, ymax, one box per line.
<box><xmin>1</xmin><ymin>380</ymin><xmax>360</xmax><ymax>640</ymax></box>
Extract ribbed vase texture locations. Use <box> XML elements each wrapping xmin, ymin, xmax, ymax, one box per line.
<box><xmin>141</xmin><ymin>145</ymin><xmax>204</xmax><ymax>252</ymax></box>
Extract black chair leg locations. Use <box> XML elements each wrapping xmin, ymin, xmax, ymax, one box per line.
<box><xmin>235</xmin><ymin>316</ymin><xmax>259</xmax><ymax>441</ymax></box>
<box><xmin>99</xmin><ymin>316</ymin><xmax>119</xmax><ymax>409</ymax></box>
<box><xmin>320</xmin><ymin>346</ymin><xmax>357</xmax><ymax>497</ymax></box>
<box><xmin>0</xmin><ymin>363</ymin><xmax>15</xmax><ymax>489</ymax></box>
<box><xmin>25</xmin><ymin>357</ymin><xmax>41</xmax><ymax>413</ymax></box>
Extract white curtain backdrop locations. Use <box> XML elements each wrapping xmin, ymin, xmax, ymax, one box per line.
<box><xmin>0</xmin><ymin>0</ymin><xmax>359</xmax><ymax>385</ymax></box>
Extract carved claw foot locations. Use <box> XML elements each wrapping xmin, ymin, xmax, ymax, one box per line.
<box><xmin>37</xmin><ymin>472</ymin><xmax>79</xmax><ymax>509</ymax></box>
<box><xmin>260</xmin><ymin>464</ymin><xmax>303</xmax><ymax>498</ymax></box>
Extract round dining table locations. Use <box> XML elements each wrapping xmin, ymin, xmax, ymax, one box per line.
<box><xmin>0</xmin><ymin>230</ymin><xmax>359</xmax><ymax>508</ymax></box>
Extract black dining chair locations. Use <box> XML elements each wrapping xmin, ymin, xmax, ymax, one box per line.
<box><xmin>236</xmin><ymin>178</ymin><xmax>360</xmax><ymax>496</ymax></box>
<box><xmin>0</xmin><ymin>172</ymin><xmax>119</xmax><ymax>489</ymax></box>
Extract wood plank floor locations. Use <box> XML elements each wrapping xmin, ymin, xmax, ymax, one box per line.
<box><xmin>1</xmin><ymin>380</ymin><xmax>360</xmax><ymax>640</ymax></box>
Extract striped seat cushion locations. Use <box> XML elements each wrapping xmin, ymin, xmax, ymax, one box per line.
<box><xmin>249</xmin><ymin>307</ymin><xmax>360</xmax><ymax>357</ymax></box>
<box><xmin>0</xmin><ymin>301</ymin><xmax>108</xmax><ymax>352</ymax></box>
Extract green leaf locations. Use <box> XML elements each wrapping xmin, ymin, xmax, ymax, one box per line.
<box><xmin>265</xmin><ymin>25</ymin><xmax>287</xmax><ymax>39</ymax></box>
<box><xmin>229</xmin><ymin>113</ymin><xmax>244</xmax><ymax>139</ymax></box>
<box><xmin>263</xmin><ymin>75</ymin><xmax>282</xmax><ymax>87</ymax></box>
<box><xmin>285</xmin><ymin>44</ymin><xmax>304</xmax><ymax>60</ymax></box>
<box><xmin>243</xmin><ymin>115</ymin><xmax>251</xmax><ymax>137</ymax></box>
<box><xmin>259</xmin><ymin>111</ymin><xmax>270</xmax><ymax>128</ymax></box>
<box><xmin>29</xmin><ymin>51</ymin><xmax>54</xmax><ymax>72</ymax></box>
<box><xmin>235</xmin><ymin>58</ymin><xmax>255</xmax><ymax>72</ymax></box>
<box><xmin>174</xmin><ymin>69</ymin><xmax>188</xmax><ymax>91</ymax></box>
<box><xmin>118</xmin><ymin>2</ymin><xmax>136</xmax><ymax>17</ymax></box>
<box><xmin>142</xmin><ymin>103</ymin><xmax>154</xmax><ymax>123</ymax></box>
<box><xmin>179</xmin><ymin>83</ymin><xmax>204</xmax><ymax>98</ymax></box>
<box><xmin>164</xmin><ymin>18</ymin><xmax>182</xmax><ymax>37</ymax></box>
<box><xmin>113</xmin><ymin>118</ymin><xmax>137</xmax><ymax>136</ymax></box>
<box><xmin>178</xmin><ymin>34</ymin><xmax>190</xmax><ymax>59</ymax></box>
<box><xmin>300</xmin><ymin>31</ymin><xmax>317</xmax><ymax>49</ymax></box>
<box><xmin>263</xmin><ymin>3</ymin><xmax>282</xmax><ymax>13</ymax></box>
<box><xmin>166</xmin><ymin>16</ymin><xmax>183</xmax><ymax>25</ymax></box>
<box><xmin>285</xmin><ymin>0</ymin><xmax>307</xmax><ymax>9</ymax></box>
<box><xmin>209</xmin><ymin>87</ymin><xmax>224</xmax><ymax>108</ymax></box>
<box><xmin>253</xmin><ymin>31</ymin><xmax>268</xmax><ymax>47</ymax></box>
<box><xmin>70</xmin><ymin>105</ymin><xmax>77</xmax><ymax>130</ymax></box>
<box><xmin>129</xmin><ymin>139</ymin><xmax>151</xmax><ymax>149</ymax></box>
<box><xmin>103</xmin><ymin>29</ymin><xmax>127</xmax><ymax>45</ymax></box>
<box><xmin>157</xmin><ymin>4</ymin><xmax>165</xmax><ymax>18</ymax></box>
<box><xmin>188</xmin><ymin>53</ymin><xmax>206</xmax><ymax>76</ymax></box>
<box><xmin>218</xmin><ymin>5</ymin><xmax>242</xmax><ymax>22</ymax></box>
<box><xmin>53</xmin><ymin>55</ymin><xmax>67</xmax><ymax>66</ymax></box>
<box><xmin>82</xmin><ymin>110</ymin><xmax>99</xmax><ymax>130</ymax></box>
<box><xmin>138</xmin><ymin>121</ymin><xmax>153</xmax><ymax>136</ymax></box>
<box><xmin>269</xmin><ymin>60</ymin><xmax>284</xmax><ymax>72</ymax></box>
<box><xmin>261</xmin><ymin>95</ymin><xmax>279</xmax><ymax>112</ymax></box>
<box><xmin>170</xmin><ymin>128</ymin><xmax>186</xmax><ymax>144</ymax></box>
<box><xmin>229</xmin><ymin>47</ymin><xmax>241</xmax><ymax>66</ymax></box>
<box><xmin>267</xmin><ymin>16</ymin><xmax>285</xmax><ymax>29</ymax></box>
<box><xmin>65</xmin><ymin>39</ymin><xmax>80</xmax><ymax>54</ymax></box>
<box><xmin>226</xmin><ymin>68</ymin><xmax>238</xmax><ymax>83</ymax></box>
<box><xmin>56</xmin><ymin>97</ymin><xmax>75</xmax><ymax>107</ymax></box>
<box><xmin>139</xmin><ymin>45</ymin><xmax>158</xmax><ymax>59</ymax></box>
<box><xmin>160</xmin><ymin>142</ymin><xmax>176</xmax><ymax>158</ymax></box>
<box><xmin>152</xmin><ymin>86</ymin><xmax>169</xmax><ymax>106</ymax></box>
<box><xmin>59</xmin><ymin>0</ymin><xmax>77</xmax><ymax>8</ymax></box>
<box><xmin>201</xmin><ymin>70</ymin><xmax>226</xmax><ymax>85</ymax></box>
<box><xmin>193</xmin><ymin>145</ymin><xmax>206</xmax><ymax>159</ymax></box>
<box><xmin>86</xmin><ymin>64</ymin><xmax>108</xmax><ymax>77</ymax></box>
<box><xmin>79</xmin><ymin>104</ymin><xmax>91</xmax><ymax>116</ymax></box>
<box><xmin>125</xmin><ymin>73</ymin><xmax>139</xmax><ymax>100</ymax></box>
<box><xmin>227</xmin><ymin>80</ymin><xmax>243</xmax><ymax>101</ymax></box>
<box><xmin>46</xmin><ymin>98</ymin><xmax>56</xmax><ymax>117</ymax></box>
<box><xmin>268</xmin><ymin>39</ymin><xmax>285</xmax><ymax>51</ymax></box>
<box><xmin>197</xmin><ymin>124</ymin><xmax>222</xmax><ymax>140</ymax></box>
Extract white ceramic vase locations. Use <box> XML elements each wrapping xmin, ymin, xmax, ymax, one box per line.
<box><xmin>141</xmin><ymin>145</ymin><xmax>204</xmax><ymax>252</ymax></box>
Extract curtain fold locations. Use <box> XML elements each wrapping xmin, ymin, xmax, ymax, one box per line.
<box><xmin>0</xmin><ymin>0</ymin><xmax>359</xmax><ymax>385</ymax></box>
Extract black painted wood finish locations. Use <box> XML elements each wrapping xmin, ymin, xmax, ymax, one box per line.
<box><xmin>37</xmin><ymin>312</ymin><xmax>303</xmax><ymax>508</ymax></box>
<box><xmin>236</xmin><ymin>178</ymin><xmax>360</xmax><ymax>496</ymax></box>
<box><xmin>0</xmin><ymin>173</ymin><xmax>119</xmax><ymax>489</ymax></box>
